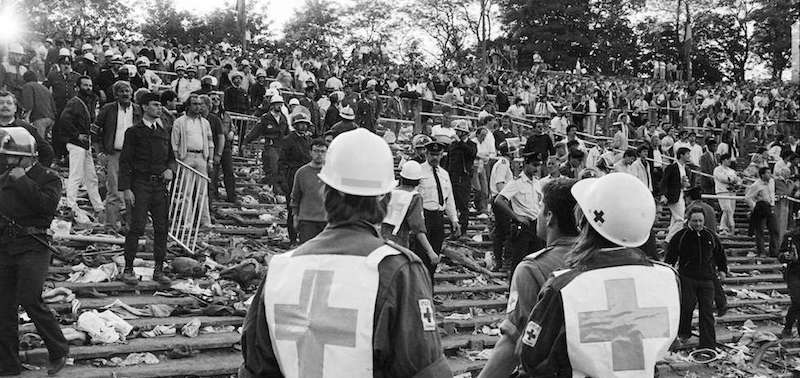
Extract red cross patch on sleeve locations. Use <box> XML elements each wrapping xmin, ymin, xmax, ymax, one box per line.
<box><xmin>521</xmin><ymin>321</ymin><xmax>541</xmax><ymax>347</ymax></box>
<box><xmin>418</xmin><ymin>299</ymin><xmax>436</xmax><ymax>331</ymax></box>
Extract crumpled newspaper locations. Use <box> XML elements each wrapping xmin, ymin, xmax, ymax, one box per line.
<box><xmin>171</xmin><ymin>279</ymin><xmax>212</xmax><ymax>297</ymax></box>
<box><xmin>181</xmin><ymin>318</ymin><xmax>201</xmax><ymax>338</ymax></box>
<box><xmin>76</xmin><ymin>310</ymin><xmax>133</xmax><ymax>344</ymax></box>
<box><xmin>67</xmin><ymin>262</ymin><xmax>119</xmax><ymax>283</ymax></box>
<box><xmin>105</xmin><ymin>352</ymin><xmax>159</xmax><ymax>367</ymax></box>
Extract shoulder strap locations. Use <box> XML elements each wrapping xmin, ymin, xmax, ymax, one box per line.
<box><xmin>383</xmin><ymin>240</ymin><xmax>422</xmax><ymax>264</ymax></box>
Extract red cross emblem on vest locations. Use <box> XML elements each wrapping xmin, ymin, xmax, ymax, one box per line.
<box><xmin>577</xmin><ymin>278</ymin><xmax>670</xmax><ymax>371</ymax></box>
<box><xmin>274</xmin><ymin>269</ymin><xmax>359</xmax><ymax>377</ymax></box>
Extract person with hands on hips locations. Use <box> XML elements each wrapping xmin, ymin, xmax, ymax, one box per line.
<box><xmin>118</xmin><ymin>92</ymin><xmax>177</xmax><ymax>286</ymax></box>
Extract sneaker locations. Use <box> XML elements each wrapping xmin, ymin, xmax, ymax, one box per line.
<box><xmin>153</xmin><ymin>270</ymin><xmax>172</xmax><ymax>285</ymax></box>
<box><xmin>121</xmin><ymin>270</ymin><xmax>138</xmax><ymax>286</ymax></box>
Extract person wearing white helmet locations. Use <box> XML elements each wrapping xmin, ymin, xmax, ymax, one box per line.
<box><xmin>327</xmin><ymin>105</ymin><xmax>357</xmax><ymax>139</ymax></box>
<box><xmin>381</xmin><ymin>160</ymin><xmax>438</xmax><ymax>267</ymax></box>
<box><xmin>242</xmin><ymin>94</ymin><xmax>289</xmax><ymax>189</ymax></box>
<box><xmin>224</xmin><ymin>71</ymin><xmax>250</xmax><ymax>114</ymax></box>
<box><xmin>131</xmin><ymin>56</ymin><xmax>162</xmax><ymax>92</ymax></box>
<box><xmin>282</xmin><ymin>111</ymin><xmax>314</xmax><ymax>244</ymax></box>
<box><xmin>0</xmin><ymin>127</ymin><xmax>69</xmax><ymax>376</ymax></box>
<box><xmin>249</xmin><ymin>69</ymin><xmax>268</xmax><ymax>108</ymax></box>
<box><xmin>1</xmin><ymin>43</ymin><xmax>28</xmax><ymax>99</ymax></box>
<box><xmin>239</xmin><ymin>128</ymin><xmax>450</xmax><ymax>378</ymax></box>
<box><xmin>519</xmin><ymin>172</ymin><xmax>680</xmax><ymax>378</ymax></box>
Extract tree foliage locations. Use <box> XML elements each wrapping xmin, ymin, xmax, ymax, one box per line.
<box><xmin>405</xmin><ymin>0</ymin><xmax>472</xmax><ymax>66</ymax></box>
<box><xmin>18</xmin><ymin>0</ymin><xmax>134</xmax><ymax>41</ymax></box>
<box><xmin>751</xmin><ymin>0</ymin><xmax>797</xmax><ymax>79</ymax></box>
<box><xmin>140</xmin><ymin>0</ymin><xmax>271</xmax><ymax>45</ymax></box>
<box><xmin>282</xmin><ymin>0</ymin><xmax>343</xmax><ymax>57</ymax></box>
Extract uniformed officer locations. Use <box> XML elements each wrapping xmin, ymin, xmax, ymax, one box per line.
<box><xmin>447</xmin><ymin>121</ymin><xmax>477</xmax><ymax>234</ymax></box>
<box><xmin>520</xmin><ymin>173</ymin><xmax>680</xmax><ymax>377</ymax></box>
<box><xmin>281</xmin><ymin>111</ymin><xmax>312</xmax><ymax>245</ymax></box>
<box><xmin>494</xmin><ymin>152</ymin><xmax>546</xmax><ymax>273</ymax></box>
<box><xmin>410</xmin><ymin>134</ymin><xmax>432</xmax><ymax>163</ymax></box>
<box><xmin>779</xmin><ymin>220</ymin><xmax>800</xmax><ymax>338</ymax></box>
<box><xmin>479</xmin><ymin>178</ymin><xmax>579</xmax><ymax>378</ymax></box>
<box><xmin>0</xmin><ymin>128</ymin><xmax>68</xmax><ymax>376</ymax></box>
<box><xmin>419</xmin><ymin>137</ymin><xmax>461</xmax><ymax>275</ymax></box>
<box><xmin>242</xmin><ymin>95</ymin><xmax>289</xmax><ymax>188</ymax></box>
<box><xmin>119</xmin><ymin>92</ymin><xmax>176</xmax><ymax>285</ymax></box>
<box><xmin>238</xmin><ymin>128</ymin><xmax>451</xmax><ymax>378</ymax></box>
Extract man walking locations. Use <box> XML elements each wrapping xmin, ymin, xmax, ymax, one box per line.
<box><xmin>243</xmin><ymin>95</ymin><xmax>289</xmax><ymax>188</ymax></box>
<box><xmin>290</xmin><ymin>139</ymin><xmax>328</xmax><ymax>243</ymax></box>
<box><xmin>746</xmin><ymin>167</ymin><xmax>779</xmax><ymax>257</ymax></box>
<box><xmin>447</xmin><ymin>121</ymin><xmax>477</xmax><ymax>236</ymax></box>
<box><xmin>660</xmin><ymin>147</ymin><xmax>693</xmax><ymax>242</ymax></box>
<box><xmin>119</xmin><ymin>92</ymin><xmax>176</xmax><ymax>285</ymax></box>
<box><xmin>281</xmin><ymin>112</ymin><xmax>313</xmax><ymax>244</ymax></box>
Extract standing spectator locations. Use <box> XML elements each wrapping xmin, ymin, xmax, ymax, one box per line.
<box><xmin>299</xmin><ymin>84</ymin><xmax>322</xmax><ymax>136</ymax></box>
<box><xmin>779</xmin><ymin>227</ymin><xmax>800</xmax><ymax>337</ymax></box>
<box><xmin>58</xmin><ymin>76</ymin><xmax>105</xmax><ymax>218</ymax></box>
<box><xmin>472</xmin><ymin>126</ymin><xmax>496</xmax><ymax>214</ymax></box>
<box><xmin>199</xmin><ymin>95</ymin><xmax>226</xmax><ymax>205</ymax></box>
<box><xmin>698</xmin><ymin>139</ymin><xmax>718</xmax><ymax>194</ymax></box>
<box><xmin>45</xmin><ymin>56</ymin><xmax>79</xmax><ymax>119</ymax></box>
<box><xmin>171</xmin><ymin>94</ymin><xmax>214</xmax><ymax>227</ymax></box>
<box><xmin>714</xmin><ymin>153</ymin><xmax>741</xmax><ymax>235</ymax></box>
<box><xmin>1</xmin><ymin>43</ymin><xmax>27</xmax><ymax>99</ymax></box>
<box><xmin>119</xmin><ymin>92</ymin><xmax>176</xmax><ymax>285</ymax></box>
<box><xmin>291</xmin><ymin>139</ymin><xmax>328</xmax><ymax>243</ymax></box>
<box><xmin>355</xmin><ymin>87</ymin><xmax>381</xmax><ymax>133</ymax></box>
<box><xmin>19</xmin><ymin>71</ymin><xmax>56</xmax><ymax>140</ymax></box>
<box><xmin>560</xmin><ymin>149</ymin><xmax>586</xmax><ymax>178</ymax></box>
<box><xmin>281</xmin><ymin>112</ymin><xmax>313</xmax><ymax>244</ymax></box>
<box><xmin>746</xmin><ymin>167</ymin><xmax>779</xmax><ymax>257</ymax></box>
<box><xmin>323</xmin><ymin>92</ymin><xmax>342</xmax><ymax>132</ymax></box>
<box><xmin>630</xmin><ymin>144</ymin><xmax>654</xmax><ymax>192</ymax></box>
<box><xmin>494</xmin><ymin>152</ymin><xmax>545</xmax><ymax>273</ymax></box>
<box><xmin>660</xmin><ymin>147</ymin><xmax>693</xmax><ymax>242</ymax></box>
<box><xmin>249</xmin><ymin>69</ymin><xmax>268</xmax><ymax>110</ymax></box>
<box><xmin>665</xmin><ymin>207</ymin><xmax>727</xmax><ymax>348</ymax></box>
<box><xmin>489</xmin><ymin>142</ymin><xmax>514</xmax><ymax>271</ymax></box>
<box><xmin>209</xmin><ymin>92</ymin><xmax>237</xmax><ymax>204</ymax></box>
<box><xmin>522</xmin><ymin>123</ymin><xmax>555</xmax><ymax>158</ymax></box>
<box><xmin>93</xmin><ymin>81</ymin><xmax>141</xmax><ymax>229</ymax></box>
<box><xmin>243</xmin><ymin>95</ymin><xmax>289</xmax><ymax>188</ymax></box>
<box><xmin>448</xmin><ymin>121</ymin><xmax>478</xmax><ymax>235</ymax></box>
<box><xmin>224</xmin><ymin>72</ymin><xmax>250</xmax><ymax>114</ymax></box>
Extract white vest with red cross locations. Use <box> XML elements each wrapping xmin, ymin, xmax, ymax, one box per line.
<box><xmin>263</xmin><ymin>245</ymin><xmax>400</xmax><ymax>378</ymax></box>
<box><xmin>561</xmin><ymin>262</ymin><xmax>680</xmax><ymax>378</ymax></box>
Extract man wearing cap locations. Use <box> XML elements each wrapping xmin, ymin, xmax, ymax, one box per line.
<box><xmin>119</xmin><ymin>92</ymin><xmax>176</xmax><ymax>286</ymax></box>
<box><xmin>74</xmin><ymin>51</ymin><xmax>98</xmax><ymax>81</ymax></box>
<box><xmin>96</xmin><ymin>54</ymin><xmax>122</xmax><ymax>104</ymax></box>
<box><xmin>356</xmin><ymin>87</ymin><xmax>381</xmax><ymax>133</ymax></box>
<box><xmin>249</xmin><ymin>70</ymin><xmax>268</xmax><ymax>109</ymax></box>
<box><xmin>225</xmin><ymin>71</ymin><xmax>250</xmax><ymax>114</ymax></box>
<box><xmin>194</xmin><ymin>75</ymin><xmax>217</xmax><ymax>95</ymax></box>
<box><xmin>494</xmin><ymin>152</ymin><xmax>546</xmax><ymax>272</ymax></box>
<box><xmin>238</xmin><ymin>61</ymin><xmax>255</xmax><ymax>93</ymax></box>
<box><xmin>328</xmin><ymin>106</ymin><xmax>357</xmax><ymax>139</ymax></box>
<box><xmin>419</xmin><ymin>138</ymin><xmax>461</xmax><ymax>272</ymax></box>
<box><xmin>131</xmin><ymin>57</ymin><xmax>162</xmax><ymax>92</ymax></box>
<box><xmin>447</xmin><ymin>121</ymin><xmax>478</xmax><ymax>235</ymax></box>
<box><xmin>410</xmin><ymin>135</ymin><xmax>432</xmax><ymax>164</ymax></box>
<box><xmin>171</xmin><ymin>63</ymin><xmax>195</xmax><ymax>103</ymax></box>
<box><xmin>281</xmin><ymin>111</ymin><xmax>313</xmax><ymax>244</ymax></box>
<box><xmin>244</xmin><ymin>95</ymin><xmax>289</xmax><ymax>188</ymax></box>
<box><xmin>46</xmin><ymin>56</ymin><xmax>80</xmax><ymax>119</ymax></box>
<box><xmin>290</xmin><ymin>138</ymin><xmax>328</xmax><ymax>243</ymax></box>
<box><xmin>93</xmin><ymin>81</ymin><xmax>142</xmax><ymax>230</ymax></box>
<box><xmin>299</xmin><ymin>84</ymin><xmax>322</xmax><ymax>136</ymax></box>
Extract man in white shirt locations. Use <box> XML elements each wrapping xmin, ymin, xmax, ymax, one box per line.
<box><xmin>713</xmin><ymin>153</ymin><xmax>741</xmax><ymax>235</ymax></box>
<box><xmin>773</xmin><ymin>150</ymin><xmax>794</xmax><ymax>179</ymax></box>
<box><xmin>419</xmin><ymin>139</ymin><xmax>461</xmax><ymax>257</ymax></box>
<box><xmin>171</xmin><ymin>94</ymin><xmax>214</xmax><ymax>227</ymax></box>
<box><xmin>490</xmin><ymin>142</ymin><xmax>515</xmax><ymax>271</ymax></box>
<box><xmin>506</xmin><ymin>97</ymin><xmax>526</xmax><ymax>119</ymax></box>
<box><xmin>431</xmin><ymin>114</ymin><xmax>457</xmax><ymax>142</ymax></box>
<box><xmin>493</xmin><ymin>152</ymin><xmax>545</xmax><ymax>272</ymax></box>
<box><xmin>746</xmin><ymin>167</ymin><xmax>779</xmax><ymax>256</ymax></box>
<box><xmin>629</xmin><ymin>145</ymin><xmax>654</xmax><ymax>192</ymax></box>
<box><xmin>549</xmin><ymin>108</ymin><xmax>570</xmax><ymax>135</ymax></box>
<box><xmin>472</xmin><ymin>126</ymin><xmax>497</xmax><ymax>214</ymax></box>
<box><xmin>688</xmin><ymin>133</ymin><xmax>703</xmax><ymax>166</ymax></box>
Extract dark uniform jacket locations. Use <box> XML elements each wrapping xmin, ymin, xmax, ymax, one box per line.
<box><xmin>665</xmin><ymin>226</ymin><xmax>727</xmax><ymax>280</ymax></box>
<box><xmin>94</xmin><ymin>102</ymin><xmax>143</xmax><ymax>154</ymax></box>
<box><xmin>324</xmin><ymin>105</ymin><xmax>342</xmax><ymax>131</ymax></box>
<box><xmin>0</xmin><ymin>164</ymin><xmax>61</xmax><ymax>254</ymax></box>
<box><xmin>520</xmin><ymin>248</ymin><xmax>670</xmax><ymax>377</ymax></box>
<box><xmin>523</xmin><ymin>134</ymin><xmax>555</xmax><ymax>158</ymax></box>
<box><xmin>0</xmin><ymin>119</ymin><xmax>54</xmax><ymax>167</ymax></box>
<box><xmin>224</xmin><ymin>86</ymin><xmax>250</xmax><ymax>114</ymax></box>
<box><xmin>45</xmin><ymin>70</ymin><xmax>80</xmax><ymax>114</ymax></box>
<box><xmin>238</xmin><ymin>221</ymin><xmax>452</xmax><ymax>378</ymax></box>
<box><xmin>249</xmin><ymin>83</ymin><xmax>267</xmax><ymax>110</ymax></box>
<box><xmin>243</xmin><ymin>111</ymin><xmax>288</xmax><ymax>146</ymax></box>
<box><xmin>298</xmin><ymin>96</ymin><xmax>322</xmax><ymax>135</ymax></box>
<box><xmin>118</xmin><ymin>120</ymin><xmax>177</xmax><ymax>191</ymax></box>
<box><xmin>446</xmin><ymin>139</ymin><xmax>477</xmax><ymax>179</ymax></box>
<box><xmin>56</xmin><ymin>94</ymin><xmax>97</xmax><ymax>150</ymax></box>
<box><xmin>329</xmin><ymin>120</ymin><xmax>357</xmax><ymax>138</ymax></box>
<box><xmin>779</xmin><ymin>230</ymin><xmax>800</xmax><ymax>277</ymax></box>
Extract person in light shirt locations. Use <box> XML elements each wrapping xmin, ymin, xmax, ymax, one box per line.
<box><xmin>688</xmin><ymin>132</ymin><xmax>704</xmax><ymax>166</ymax></box>
<box><xmin>418</xmin><ymin>138</ymin><xmax>461</xmax><ymax>259</ymax></box>
<box><xmin>713</xmin><ymin>153</ymin><xmax>741</xmax><ymax>235</ymax></box>
<box><xmin>746</xmin><ymin>167</ymin><xmax>778</xmax><ymax>256</ymax></box>
<box><xmin>472</xmin><ymin>125</ymin><xmax>497</xmax><ymax>214</ymax></box>
<box><xmin>490</xmin><ymin>142</ymin><xmax>515</xmax><ymax>271</ymax></box>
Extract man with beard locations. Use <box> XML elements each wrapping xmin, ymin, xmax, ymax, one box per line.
<box><xmin>57</xmin><ymin>76</ymin><xmax>105</xmax><ymax>219</ymax></box>
<box><xmin>0</xmin><ymin>91</ymin><xmax>54</xmax><ymax>167</ymax></box>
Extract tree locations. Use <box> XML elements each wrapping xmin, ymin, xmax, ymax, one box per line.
<box><xmin>406</xmin><ymin>0</ymin><xmax>471</xmax><ymax>66</ymax></box>
<box><xmin>140</xmin><ymin>0</ymin><xmax>195</xmax><ymax>44</ymax></box>
<box><xmin>462</xmin><ymin>0</ymin><xmax>495</xmax><ymax>68</ymax></box>
<box><xmin>751</xmin><ymin>0</ymin><xmax>796</xmax><ymax>79</ymax></box>
<box><xmin>586</xmin><ymin>0</ymin><xmax>643</xmax><ymax>74</ymax></box>
<box><xmin>500</xmin><ymin>0</ymin><xmax>594</xmax><ymax>70</ymax></box>
<box><xmin>340</xmin><ymin>0</ymin><xmax>400</xmax><ymax>47</ymax></box>
<box><xmin>693</xmin><ymin>10</ymin><xmax>753</xmax><ymax>82</ymax></box>
<box><xmin>141</xmin><ymin>0</ymin><xmax>271</xmax><ymax>45</ymax></box>
<box><xmin>282</xmin><ymin>0</ymin><xmax>343</xmax><ymax>57</ymax></box>
<box><xmin>19</xmin><ymin>0</ymin><xmax>134</xmax><ymax>41</ymax></box>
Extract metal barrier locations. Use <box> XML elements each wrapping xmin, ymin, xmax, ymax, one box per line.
<box><xmin>168</xmin><ymin>160</ymin><xmax>210</xmax><ymax>254</ymax></box>
<box><xmin>229</xmin><ymin>112</ymin><xmax>260</xmax><ymax>157</ymax></box>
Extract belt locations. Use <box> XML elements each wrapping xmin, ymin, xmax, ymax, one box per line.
<box><xmin>424</xmin><ymin>209</ymin><xmax>445</xmax><ymax>213</ymax></box>
<box><xmin>188</xmin><ymin>149</ymin><xmax>203</xmax><ymax>153</ymax></box>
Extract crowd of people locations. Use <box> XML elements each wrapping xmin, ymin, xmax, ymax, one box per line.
<box><xmin>1</xmin><ymin>33</ymin><xmax>800</xmax><ymax>377</ymax></box>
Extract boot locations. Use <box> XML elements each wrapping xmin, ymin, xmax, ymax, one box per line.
<box><xmin>121</xmin><ymin>269</ymin><xmax>138</xmax><ymax>286</ymax></box>
<box><xmin>47</xmin><ymin>356</ymin><xmax>66</xmax><ymax>375</ymax></box>
<box><xmin>153</xmin><ymin>266</ymin><xmax>172</xmax><ymax>285</ymax></box>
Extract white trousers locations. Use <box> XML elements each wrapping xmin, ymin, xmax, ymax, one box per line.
<box><xmin>66</xmin><ymin>143</ymin><xmax>104</xmax><ymax>212</ymax></box>
<box><xmin>665</xmin><ymin>196</ymin><xmax>685</xmax><ymax>242</ymax></box>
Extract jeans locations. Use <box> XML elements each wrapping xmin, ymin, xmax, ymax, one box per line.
<box><xmin>0</xmin><ymin>247</ymin><xmax>68</xmax><ymax>372</ymax></box>
<box><xmin>750</xmin><ymin>201</ymin><xmax>779</xmax><ymax>256</ymax></box>
<box><xmin>181</xmin><ymin>152</ymin><xmax>211</xmax><ymax>227</ymax></box>
<box><xmin>211</xmin><ymin>148</ymin><xmax>236</xmax><ymax>202</ymax></box>
<box><xmin>66</xmin><ymin>143</ymin><xmax>104</xmax><ymax>213</ymax></box>
<box><xmin>678</xmin><ymin>275</ymin><xmax>716</xmax><ymax>348</ymax></box>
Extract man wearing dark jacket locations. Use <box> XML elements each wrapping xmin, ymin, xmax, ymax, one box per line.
<box><xmin>243</xmin><ymin>95</ymin><xmax>289</xmax><ymax>188</ymax></box>
<box><xmin>665</xmin><ymin>207</ymin><xmax>727</xmax><ymax>348</ymax></box>
<box><xmin>93</xmin><ymin>81</ymin><xmax>142</xmax><ymax>229</ymax></box>
<box><xmin>20</xmin><ymin>71</ymin><xmax>56</xmax><ymax>141</ymax></box>
<box><xmin>0</xmin><ymin>91</ymin><xmax>54</xmax><ymax>168</ymax></box>
<box><xmin>280</xmin><ymin>112</ymin><xmax>313</xmax><ymax>245</ymax></box>
<box><xmin>660</xmin><ymin>147</ymin><xmax>693</xmax><ymax>242</ymax></box>
<box><xmin>447</xmin><ymin>121</ymin><xmax>477</xmax><ymax>234</ymax></box>
<box><xmin>522</xmin><ymin>122</ymin><xmax>555</xmax><ymax>158</ymax></box>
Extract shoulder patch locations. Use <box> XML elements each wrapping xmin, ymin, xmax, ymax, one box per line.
<box><xmin>521</xmin><ymin>321</ymin><xmax>541</xmax><ymax>347</ymax></box>
<box><xmin>384</xmin><ymin>240</ymin><xmax>422</xmax><ymax>264</ymax></box>
<box><xmin>418</xmin><ymin>299</ymin><xmax>436</xmax><ymax>331</ymax></box>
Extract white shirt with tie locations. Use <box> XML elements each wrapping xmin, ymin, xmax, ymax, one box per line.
<box><xmin>114</xmin><ymin>104</ymin><xmax>135</xmax><ymax>150</ymax></box>
<box><xmin>419</xmin><ymin>161</ymin><xmax>458</xmax><ymax>223</ymax></box>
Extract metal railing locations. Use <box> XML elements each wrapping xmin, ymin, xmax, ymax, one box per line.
<box><xmin>168</xmin><ymin>160</ymin><xmax>210</xmax><ymax>254</ymax></box>
<box><xmin>228</xmin><ymin>112</ymin><xmax>261</xmax><ymax>156</ymax></box>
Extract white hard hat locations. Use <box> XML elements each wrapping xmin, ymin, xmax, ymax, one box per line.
<box><xmin>571</xmin><ymin>172</ymin><xmax>656</xmax><ymax>248</ymax></box>
<box><xmin>288</xmin><ymin>98</ymin><xmax>300</xmax><ymax>106</ymax></box>
<box><xmin>59</xmin><ymin>48</ymin><xmax>71</xmax><ymax>57</ymax></box>
<box><xmin>269</xmin><ymin>81</ymin><xmax>282</xmax><ymax>90</ymax></box>
<box><xmin>104</xmin><ymin>49</ymin><xmax>114</xmax><ymax>57</ymax></box>
<box><xmin>318</xmin><ymin>128</ymin><xmax>397</xmax><ymax>196</ymax></box>
<box><xmin>136</xmin><ymin>56</ymin><xmax>150</xmax><ymax>67</ymax></box>
<box><xmin>340</xmin><ymin>106</ymin><xmax>355</xmax><ymax>120</ymax></box>
<box><xmin>0</xmin><ymin>127</ymin><xmax>37</xmax><ymax>157</ymax></box>
<box><xmin>270</xmin><ymin>95</ymin><xmax>284</xmax><ymax>104</ymax></box>
<box><xmin>8</xmin><ymin>43</ymin><xmax>24</xmax><ymax>55</ymax></box>
<box><xmin>400</xmin><ymin>161</ymin><xmax>423</xmax><ymax>180</ymax></box>
<box><xmin>83</xmin><ymin>52</ymin><xmax>97</xmax><ymax>63</ymax></box>
<box><xmin>82</xmin><ymin>43</ymin><xmax>93</xmax><ymax>51</ymax></box>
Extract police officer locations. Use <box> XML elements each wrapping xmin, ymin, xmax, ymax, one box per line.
<box><xmin>238</xmin><ymin>129</ymin><xmax>451</xmax><ymax>377</ymax></box>
<box><xmin>243</xmin><ymin>95</ymin><xmax>289</xmax><ymax>188</ymax></box>
<box><xmin>779</xmin><ymin>219</ymin><xmax>800</xmax><ymax>338</ymax></box>
<box><xmin>480</xmin><ymin>178</ymin><xmax>579</xmax><ymax>378</ymax></box>
<box><xmin>520</xmin><ymin>173</ymin><xmax>680</xmax><ymax>377</ymax></box>
<box><xmin>281</xmin><ymin>110</ymin><xmax>312</xmax><ymax>245</ymax></box>
<box><xmin>118</xmin><ymin>92</ymin><xmax>176</xmax><ymax>285</ymax></box>
<box><xmin>447</xmin><ymin>121</ymin><xmax>477</xmax><ymax>235</ymax></box>
<box><xmin>0</xmin><ymin>91</ymin><xmax>55</xmax><ymax>167</ymax></box>
<box><xmin>494</xmin><ymin>152</ymin><xmax>546</xmax><ymax>273</ymax></box>
<box><xmin>0</xmin><ymin>128</ymin><xmax>68</xmax><ymax>376</ymax></box>
<box><xmin>419</xmin><ymin>137</ymin><xmax>461</xmax><ymax>277</ymax></box>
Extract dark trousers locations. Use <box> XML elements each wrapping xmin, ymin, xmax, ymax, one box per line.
<box><xmin>785</xmin><ymin>273</ymin><xmax>800</xmax><ymax>332</ymax></box>
<box><xmin>211</xmin><ymin>148</ymin><xmax>236</xmax><ymax>202</ymax></box>
<box><xmin>678</xmin><ymin>275</ymin><xmax>716</xmax><ymax>348</ymax></box>
<box><xmin>261</xmin><ymin>145</ymin><xmax>280</xmax><ymax>188</ymax></box>
<box><xmin>284</xmin><ymin>167</ymin><xmax>300</xmax><ymax>244</ymax></box>
<box><xmin>0</xmin><ymin>246</ymin><xmax>68</xmax><ymax>372</ymax></box>
<box><xmin>297</xmin><ymin>220</ymin><xmax>326</xmax><ymax>244</ymax></box>
<box><xmin>124</xmin><ymin>180</ymin><xmax>168</xmax><ymax>270</ymax></box>
<box><xmin>503</xmin><ymin>220</ymin><xmax>544</xmax><ymax>273</ymax></box>
<box><xmin>713</xmin><ymin>275</ymin><xmax>727</xmax><ymax>312</ymax></box>
<box><xmin>492</xmin><ymin>201</ymin><xmax>510</xmax><ymax>268</ymax></box>
<box><xmin>421</xmin><ymin>209</ymin><xmax>446</xmax><ymax>285</ymax></box>
<box><xmin>750</xmin><ymin>201</ymin><xmax>779</xmax><ymax>256</ymax></box>
<box><xmin>452</xmin><ymin>177</ymin><xmax>471</xmax><ymax>233</ymax></box>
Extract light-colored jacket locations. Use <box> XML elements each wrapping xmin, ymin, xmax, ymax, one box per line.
<box><xmin>171</xmin><ymin>114</ymin><xmax>214</xmax><ymax>161</ymax></box>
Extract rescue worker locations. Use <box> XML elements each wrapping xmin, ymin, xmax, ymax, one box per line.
<box><xmin>665</xmin><ymin>207</ymin><xmax>727</xmax><ymax>348</ymax></box>
<box><xmin>494</xmin><ymin>152</ymin><xmax>546</xmax><ymax>273</ymax></box>
<box><xmin>0</xmin><ymin>128</ymin><xmax>68</xmax><ymax>376</ymax></box>
<box><xmin>0</xmin><ymin>91</ymin><xmax>55</xmax><ymax>167</ymax></box>
<box><xmin>779</xmin><ymin>218</ymin><xmax>800</xmax><ymax>338</ymax></box>
<box><xmin>410</xmin><ymin>134</ymin><xmax>432</xmax><ymax>163</ymax></box>
<box><xmin>281</xmin><ymin>111</ymin><xmax>313</xmax><ymax>245</ymax></box>
<box><xmin>520</xmin><ymin>173</ymin><xmax>680</xmax><ymax>377</ymax></box>
<box><xmin>238</xmin><ymin>128</ymin><xmax>451</xmax><ymax>377</ymax></box>
<box><xmin>382</xmin><ymin>161</ymin><xmax>439</xmax><ymax>279</ymax></box>
<box><xmin>480</xmin><ymin>178</ymin><xmax>579</xmax><ymax>378</ymax></box>
<box><xmin>243</xmin><ymin>95</ymin><xmax>289</xmax><ymax>188</ymax></box>
<box><xmin>118</xmin><ymin>92</ymin><xmax>176</xmax><ymax>285</ymax></box>
<box><xmin>419</xmin><ymin>137</ymin><xmax>461</xmax><ymax>275</ymax></box>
